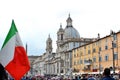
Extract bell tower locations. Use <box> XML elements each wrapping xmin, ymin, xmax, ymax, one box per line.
<box><xmin>46</xmin><ymin>34</ymin><xmax>53</xmax><ymax>53</ymax></box>
<box><xmin>56</xmin><ymin>24</ymin><xmax>64</xmax><ymax>53</ymax></box>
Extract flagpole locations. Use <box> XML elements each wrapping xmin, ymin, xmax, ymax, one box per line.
<box><xmin>26</xmin><ymin>43</ymin><xmax>28</xmax><ymax>54</ymax></box>
<box><xmin>25</xmin><ymin>43</ymin><xmax>29</xmax><ymax>78</ymax></box>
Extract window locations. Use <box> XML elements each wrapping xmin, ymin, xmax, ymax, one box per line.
<box><xmin>93</xmin><ymin>57</ymin><xmax>96</xmax><ymax>62</ymax></box>
<box><xmin>113</xmin><ymin>34</ymin><xmax>117</xmax><ymax>40</ymax></box>
<box><xmin>113</xmin><ymin>43</ymin><xmax>117</xmax><ymax>48</ymax></box>
<box><xmin>105</xmin><ymin>46</ymin><xmax>108</xmax><ymax>50</ymax></box>
<box><xmin>114</xmin><ymin>53</ymin><xmax>118</xmax><ymax>60</ymax></box>
<box><xmin>88</xmin><ymin>50</ymin><xmax>91</xmax><ymax>54</ymax></box>
<box><xmin>99</xmin><ymin>47</ymin><xmax>101</xmax><ymax>51</ymax></box>
<box><xmin>99</xmin><ymin>56</ymin><xmax>102</xmax><ymax>62</ymax></box>
<box><xmin>84</xmin><ymin>59</ymin><xmax>86</xmax><ymax>63</ymax></box>
<box><xmin>80</xmin><ymin>60</ymin><xmax>83</xmax><ymax>64</ymax></box>
<box><xmin>73</xmin><ymin>42</ymin><xmax>75</xmax><ymax>47</ymax></box>
<box><xmin>61</xmin><ymin>60</ymin><xmax>64</xmax><ymax>67</ymax></box>
<box><xmin>105</xmin><ymin>55</ymin><xmax>109</xmax><ymax>61</ymax></box>
<box><xmin>93</xmin><ymin>48</ymin><xmax>96</xmax><ymax>53</ymax></box>
<box><xmin>84</xmin><ymin>47</ymin><xmax>86</xmax><ymax>54</ymax></box>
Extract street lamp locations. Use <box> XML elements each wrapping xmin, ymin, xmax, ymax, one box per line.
<box><xmin>110</xmin><ymin>30</ymin><xmax>115</xmax><ymax>74</ymax></box>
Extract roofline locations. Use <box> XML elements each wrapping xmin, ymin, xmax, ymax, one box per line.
<box><xmin>72</xmin><ymin>31</ymin><xmax>120</xmax><ymax>50</ymax></box>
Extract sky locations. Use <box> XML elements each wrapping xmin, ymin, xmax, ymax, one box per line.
<box><xmin>0</xmin><ymin>0</ymin><xmax>120</xmax><ymax>56</ymax></box>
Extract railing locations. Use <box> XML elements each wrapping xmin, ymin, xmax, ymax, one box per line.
<box><xmin>84</xmin><ymin>59</ymin><xmax>92</xmax><ymax>65</ymax></box>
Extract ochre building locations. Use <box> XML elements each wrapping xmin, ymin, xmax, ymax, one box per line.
<box><xmin>72</xmin><ymin>31</ymin><xmax>120</xmax><ymax>74</ymax></box>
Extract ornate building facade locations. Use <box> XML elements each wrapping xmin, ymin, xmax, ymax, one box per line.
<box><xmin>56</xmin><ymin>14</ymin><xmax>96</xmax><ymax>77</ymax></box>
<box><xmin>30</xmin><ymin>14</ymin><xmax>96</xmax><ymax>77</ymax></box>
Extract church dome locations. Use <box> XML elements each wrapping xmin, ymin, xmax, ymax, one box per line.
<box><xmin>64</xmin><ymin>14</ymin><xmax>80</xmax><ymax>40</ymax></box>
<box><xmin>64</xmin><ymin>26</ymin><xmax>80</xmax><ymax>39</ymax></box>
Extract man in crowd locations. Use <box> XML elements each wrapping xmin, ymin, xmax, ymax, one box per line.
<box><xmin>102</xmin><ymin>68</ymin><xmax>115</xmax><ymax>80</ymax></box>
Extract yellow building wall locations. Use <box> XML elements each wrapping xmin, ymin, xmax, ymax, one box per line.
<box><xmin>72</xmin><ymin>32</ymin><xmax>120</xmax><ymax>74</ymax></box>
<box><xmin>117</xmin><ymin>33</ymin><xmax>120</xmax><ymax>70</ymax></box>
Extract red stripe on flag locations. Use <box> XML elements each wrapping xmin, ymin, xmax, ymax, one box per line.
<box><xmin>5</xmin><ymin>46</ymin><xmax>30</xmax><ymax>80</ymax></box>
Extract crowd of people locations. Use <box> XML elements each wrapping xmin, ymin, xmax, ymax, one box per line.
<box><xmin>72</xmin><ymin>68</ymin><xmax>120</xmax><ymax>80</ymax></box>
<box><xmin>8</xmin><ymin>68</ymin><xmax>120</xmax><ymax>80</ymax></box>
<box><xmin>0</xmin><ymin>63</ymin><xmax>120</xmax><ymax>80</ymax></box>
<box><xmin>43</xmin><ymin>68</ymin><xmax>120</xmax><ymax>80</ymax></box>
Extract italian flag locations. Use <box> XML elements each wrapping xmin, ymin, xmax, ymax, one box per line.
<box><xmin>0</xmin><ymin>20</ymin><xmax>30</xmax><ymax>80</ymax></box>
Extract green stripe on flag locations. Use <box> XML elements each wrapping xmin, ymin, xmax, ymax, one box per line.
<box><xmin>2</xmin><ymin>20</ymin><xmax>18</xmax><ymax>48</ymax></box>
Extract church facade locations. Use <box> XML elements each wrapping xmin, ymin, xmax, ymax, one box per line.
<box><xmin>29</xmin><ymin>14</ymin><xmax>96</xmax><ymax>77</ymax></box>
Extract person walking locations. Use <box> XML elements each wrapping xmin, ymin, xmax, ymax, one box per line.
<box><xmin>101</xmin><ymin>68</ymin><xmax>115</xmax><ymax>80</ymax></box>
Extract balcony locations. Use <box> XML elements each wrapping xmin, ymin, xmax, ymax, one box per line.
<box><xmin>83</xmin><ymin>66</ymin><xmax>91</xmax><ymax>71</ymax></box>
<box><xmin>84</xmin><ymin>59</ymin><xmax>92</xmax><ymax>66</ymax></box>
